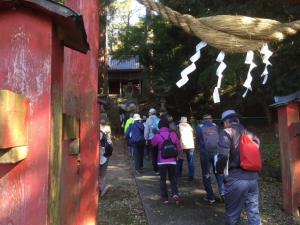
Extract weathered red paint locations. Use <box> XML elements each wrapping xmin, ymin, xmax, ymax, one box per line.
<box><xmin>48</xmin><ymin>21</ymin><xmax>64</xmax><ymax>225</ymax></box>
<box><xmin>277</xmin><ymin>102</ymin><xmax>300</xmax><ymax>216</ymax></box>
<box><xmin>0</xmin><ymin>8</ymin><xmax>53</xmax><ymax>225</ymax></box>
<box><xmin>0</xmin><ymin>2</ymin><xmax>95</xmax><ymax>225</ymax></box>
<box><xmin>62</xmin><ymin>0</ymin><xmax>100</xmax><ymax>225</ymax></box>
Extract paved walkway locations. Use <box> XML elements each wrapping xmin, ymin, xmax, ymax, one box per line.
<box><xmin>100</xmin><ymin>137</ymin><xmax>300</xmax><ymax>225</ymax></box>
<box><xmin>99</xmin><ymin>137</ymin><xmax>225</xmax><ymax>225</ymax></box>
<box><xmin>133</xmin><ymin>151</ymin><xmax>226</xmax><ymax>225</ymax></box>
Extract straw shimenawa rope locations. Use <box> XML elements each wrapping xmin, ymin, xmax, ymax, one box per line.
<box><xmin>136</xmin><ymin>0</ymin><xmax>300</xmax><ymax>53</ymax></box>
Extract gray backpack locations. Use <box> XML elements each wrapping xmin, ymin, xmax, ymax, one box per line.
<box><xmin>201</xmin><ymin>125</ymin><xmax>219</xmax><ymax>153</ymax></box>
<box><xmin>151</xmin><ymin>117</ymin><xmax>160</xmax><ymax>134</ymax></box>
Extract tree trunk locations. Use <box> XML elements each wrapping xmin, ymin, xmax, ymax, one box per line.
<box><xmin>262</xmin><ymin>101</ymin><xmax>273</xmax><ymax>124</ymax></box>
<box><xmin>258</xmin><ymin>92</ymin><xmax>273</xmax><ymax>124</ymax></box>
<box><xmin>98</xmin><ymin>3</ymin><xmax>108</xmax><ymax>95</ymax></box>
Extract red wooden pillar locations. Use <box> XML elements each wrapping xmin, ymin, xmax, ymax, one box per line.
<box><xmin>0</xmin><ymin>1</ymin><xmax>89</xmax><ymax>225</ymax></box>
<box><xmin>0</xmin><ymin>9</ymin><xmax>53</xmax><ymax>225</ymax></box>
<box><xmin>63</xmin><ymin>1</ymin><xmax>100</xmax><ymax>225</ymax></box>
<box><xmin>277</xmin><ymin>102</ymin><xmax>300</xmax><ymax>216</ymax></box>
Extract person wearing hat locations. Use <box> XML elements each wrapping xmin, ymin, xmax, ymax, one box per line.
<box><xmin>144</xmin><ymin>108</ymin><xmax>160</xmax><ymax>174</ymax></box>
<box><xmin>126</xmin><ymin>113</ymin><xmax>145</xmax><ymax>174</ymax></box>
<box><xmin>124</xmin><ymin>108</ymin><xmax>136</xmax><ymax>157</ymax></box>
<box><xmin>196</xmin><ymin>114</ymin><xmax>224</xmax><ymax>204</ymax></box>
<box><xmin>124</xmin><ymin>108</ymin><xmax>136</xmax><ymax>134</ymax></box>
<box><xmin>177</xmin><ymin>116</ymin><xmax>195</xmax><ymax>181</ymax></box>
<box><xmin>217</xmin><ymin>109</ymin><xmax>261</xmax><ymax>225</ymax></box>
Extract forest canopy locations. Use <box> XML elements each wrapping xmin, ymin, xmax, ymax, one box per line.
<box><xmin>108</xmin><ymin>0</ymin><xmax>300</xmax><ymax>121</ymax></box>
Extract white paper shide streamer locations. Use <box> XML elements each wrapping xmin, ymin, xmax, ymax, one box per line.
<box><xmin>260</xmin><ymin>44</ymin><xmax>273</xmax><ymax>85</ymax></box>
<box><xmin>176</xmin><ymin>41</ymin><xmax>207</xmax><ymax>87</ymax></box>
<box><xmin>213</xmin><ymin>51</ymin><xmax>226</xmax><ymax>103</ymax></box>
<box><xmin>242</xmin><ymin>51</ymin><xmax>257</xmax><ymax>98</ymax></box>
<box><xmin>176</xmin><ymin>42</ymin><xmax>273</xmax><ymax>103</ymax></box>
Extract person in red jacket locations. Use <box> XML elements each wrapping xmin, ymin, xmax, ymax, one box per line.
<box><xmin>151</xmin><ymin>118</ymin><xmax>182</xmax><ymax>205</ymax></box>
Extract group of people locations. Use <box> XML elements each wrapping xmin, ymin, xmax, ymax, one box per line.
<box><xmin>124</xmin><ymin>107</ymin><xmax>261</xmax><ymax>225</ymax></box>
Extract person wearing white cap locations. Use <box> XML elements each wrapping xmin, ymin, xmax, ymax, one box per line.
<box><xmin>144</xmin><ymin>108</ymin><xmax>160</xmax><ymax>174</ymax></box>
<box><xmin>126</xmin><ymin>113</ymin><xmax>145</xmax><ymax>174</ymax></box>
<box><xmin>177</xmin><ymin>116</ymin><xmax>195</xmax><ymax>181</ymax></box>
<box><xmin>216</xmin><ymin>109</ymin><xmax>261</xmax><ymax>225</ymax></box>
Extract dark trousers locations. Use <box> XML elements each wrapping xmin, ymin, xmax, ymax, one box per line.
<box><xmin>224</xmin><ymin>177</ymin><xmax>260</xmax><ymax>225</ymax></box>
<box><xmin>99</xmin><ymin>160</ymin><xmax>109</xmax><ymax>192</ymax></box>
<box><xmin>133</xmin><ymin>141</ymin><xmax>145</xmax><ymax>171</ymax></box>
<box><xmin>200</xmin><ymin>151</ymin><xmax>224</xmax><ymax>200</ymax></box>
<box><xmin>151</xmin><ymin>145</ymin><xmax>159</xmax><ymax>172</ymax></box>
<box><xmin>159</xmin><ymin>164</ymin><xmax>178</xmax><ymax>199</ymax></box>
<box><xmin>145</xmin><ymin>141</ymin><xmax>151</xmax><ymax>158</ymax></box>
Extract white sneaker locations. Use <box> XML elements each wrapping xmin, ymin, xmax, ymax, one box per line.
<box><xmin>135</xmin><ymin>170</ymin><xmax>142</xmax><ymax>176</ymax></box>
<box><xmin>203</xmin><ymin>197</ymin><xmax>215</xmax><ymax>204</ymax></box>
<box><xmin>101</xmin><ymin>185</ymin><xmax>111</xmax><ymax>197</ymax></box>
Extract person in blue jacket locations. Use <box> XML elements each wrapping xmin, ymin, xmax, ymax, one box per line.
<box><xmin>196</xmin><ymin>114</ymin><xmax>224</xmax><ymax>204</ymax></box>
<box><xmin>127</xmin><ymin>113</ymin><xmax>145</xmax><ymax>174</ymax></box>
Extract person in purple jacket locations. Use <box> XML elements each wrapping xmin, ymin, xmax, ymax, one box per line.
<box><xmin>151</xmin><ymin>118</ymin><xmax>182</xmax><ymax>205</ymax></box>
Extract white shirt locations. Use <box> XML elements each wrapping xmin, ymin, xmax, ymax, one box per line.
<box><xmin>179</xmin><ymin>122</ymin><xmax>195</xmax><ymax>149</ymax></box>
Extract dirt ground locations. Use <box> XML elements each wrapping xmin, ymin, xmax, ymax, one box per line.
<box><xmin>98</xmin><ymin>137</ymin><xmax>147</xmax><ymax>225</ymax></box>
<box><xmin>98</xmin><ymin>136</ymin><xmax>300</xmax><ymax>225</ymax></box>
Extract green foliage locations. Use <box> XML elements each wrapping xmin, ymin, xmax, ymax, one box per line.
<box><xmin>100</xmin><ymin>0</ymin><xmax>116</xmax><ymax>7</ymax></box>
<box><xmin>52</xmin><ymin>0</ymin><xmax>64</xmax><ymax>4</ymax></box>
<box><xmin>107</xmin><ymin>0</ymin><xmax>134</xmax><ymax>52</ymax></box>
<box><xmin>112</xmin><ymin>0</ymin><xmax>300</xmax><ymax>119</ymax></box>
<box><xmin>262</xmin><ymin>142</ymin><xmax>281</xmax><ymax>173</ymax></box>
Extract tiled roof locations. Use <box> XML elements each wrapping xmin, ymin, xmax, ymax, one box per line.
<box><xmin>270</xmin><ymin>90</ymin><xmax>300</xmax><ymax>108</ymax></box>
<box><xmin>108</xmin><ymin>56</ymin><xmax>140</xmax><ymax>70</ymax></box>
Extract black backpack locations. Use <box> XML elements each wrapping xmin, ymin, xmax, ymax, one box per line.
<box><xmin>104</xmin><ymin>142</ymin><xmax>113</xmax><ymax>157</ymax></box>
<box><xmin>101</xmin><ymin>131</ymin><xmax>113</xmax><ymax>157</ymax></box>
<box><xmin>160</xmin><ymin>133</ymin><xmax>178</xmax><ymax>159</ymax></box>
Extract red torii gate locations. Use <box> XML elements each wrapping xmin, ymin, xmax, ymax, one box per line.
<box><xmin>272</xmin><ymin>90</ymin><xmax>300</xmax><ymax>217</ymax></box>
<box><xmin>0</xmin><ymin>0</ymin><xmax>100</xmax><ymax>224</ymax></box>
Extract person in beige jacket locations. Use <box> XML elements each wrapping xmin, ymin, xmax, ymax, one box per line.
<box><xmin>177</xmin><ymin>116</ymin><xmax>195</xmax><ymax>181</ymax></box>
